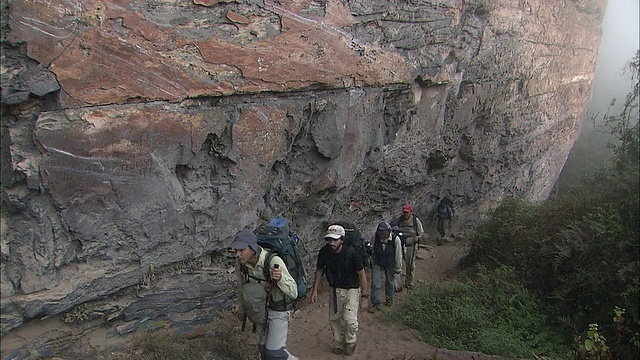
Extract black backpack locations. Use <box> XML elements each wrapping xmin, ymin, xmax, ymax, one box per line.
<box><xmin>254</xmin><ymin>218</ymin><xmax>308</xmax><ymax>305</ymax></box>
<box><xmin>331</xmin><ymin>221</ymin><xmax>372</xmax><ymax>268</ymax></box>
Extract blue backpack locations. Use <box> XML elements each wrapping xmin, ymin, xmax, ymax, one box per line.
<box><xmin>254</xmin><ymin>218</ymin><xmax>308</xmax><ymax>304</ymax></box>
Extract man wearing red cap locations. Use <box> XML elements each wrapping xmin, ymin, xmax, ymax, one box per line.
<box><xmin>390</xmin><ymin>203</ymin><xmax>424</xmax><ymax>290</ymax></box>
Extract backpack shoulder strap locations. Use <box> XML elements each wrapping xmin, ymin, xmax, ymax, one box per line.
<box><xmin>412</xmin><ymin>215</ymin><xmax>418</xmax><ymax>234</ymax></box>
<box><xmin>263</xmin><ymin>251</ymin><xmax>275</xmax><ymax>282</ymax></box>
<box><xmin>263</xmin><ymin>250</ymin><xmax>292</xmax><ymax>309</ymax></box>
<box><xmin>394</xmin><ymin>233</ymin><xmax>401</xmax><ymax>247</ymax></box>
<box><xmin>244</xmin><ymin>252</ymin><xmax>272</xmax><ymax>283</ymax></box>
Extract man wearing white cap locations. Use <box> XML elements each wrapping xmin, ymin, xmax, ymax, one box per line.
<box><xmin>230</xmin><ymin>229</ymin><xmax>299</xmax><ymax>360</ymax></box>
<box><xmin>310</xmin><ymin>224</ymin><xmax>369</xmax><ymax>356</ymax></box>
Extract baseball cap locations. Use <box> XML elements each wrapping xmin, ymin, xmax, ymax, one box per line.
<box><xmin>229</xmin><ymin>229</ymin><xmax>259</xmax><ymax>253</ymax></box>
<box><xmin>377</xmin><ymin>221</ymin><xmax>392</xmax><ymax>232</ymax></box>
<box><xmin>403</xmin><ymin>203</ymin><xmax>413</xmax><ymax>213</ymax></box>
<box><xmin>325</xmin><ymin>224</ymin><xmax>346</xmax><ymax>239</ymax></box>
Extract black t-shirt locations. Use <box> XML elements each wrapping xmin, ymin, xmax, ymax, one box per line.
<box><xmin>316</xmin><ymin>244</ymin><xmax>364</xmax><ymax>289</ymax></box>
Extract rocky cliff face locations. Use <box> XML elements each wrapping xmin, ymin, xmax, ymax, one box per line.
<box><xmin>1</xmin><ymin>0</ymin><xmax>604</xmax><ymax>351</ymax></box>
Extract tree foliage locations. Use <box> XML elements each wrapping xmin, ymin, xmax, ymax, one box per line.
<box><xmin>462</xmin><ymin>181</ymin><xmax>638</xmax><ymax>357</ymax></box>
<box><xmin>592</xmin><ymin>50</ymin><xmax>640</xmax><ymax>169</ymax></box>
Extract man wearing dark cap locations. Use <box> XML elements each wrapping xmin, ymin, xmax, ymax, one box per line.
<box><xmin>230</xmin><ymin>229</ymin><xmax>299</xmax><ymax>360</ymax></box>
<box><xmin>390</xmin><ymin>203</ymin><xmax>425</xmax><ymax>290</ymax></box>
<box><xmin>310</xmin><ymin>224</ymin><xmax>369</xmax><ymax>356</ymax></box>
<box><xmin>368</xmin><ymin>221</ymin><xmax>403</xmax><ymax>312</ymax></box>
<box><xmin>436</xmin><ymin>197</ymin><xmax>455</xmax><ymax>245</ymax></box>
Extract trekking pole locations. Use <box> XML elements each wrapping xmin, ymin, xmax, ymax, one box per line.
<box><xmin>241</xmin><ymin>313</ymin><xmax>247</xmax><ymax>332</ymax></box>
<box><xmin>263</xmin><ymin>263</ymin><xmax>278</xmax><ymax>335</ymax></box>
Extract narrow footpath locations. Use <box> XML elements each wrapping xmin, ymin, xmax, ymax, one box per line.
<box><xmin>286</xmin><ymin>241</ymin><xmax>502</xmax><ymax>360</ymax></box>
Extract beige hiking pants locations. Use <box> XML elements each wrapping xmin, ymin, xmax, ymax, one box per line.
<box><xmin>404</xmin><ymin>243</ymin><xmax>417</xmax><ymax>288</ymax></box>
<box><xmin>328</xmin><ymin>287</ymin><xmax>361</xmax><ymax>350</ymax></box>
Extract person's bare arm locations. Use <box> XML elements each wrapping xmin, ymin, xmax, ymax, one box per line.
<box><xmin>310</xmin><ymin>269</ymin><xmax>323</xmax><ymax>304</ymax></box>
<box><xmin>415</xmin><ymin>217</ymin><xmax>425</xmax><ymax>242</ymax></box>
<box><xmin>357</xmin><ymin>268</ymin><xmax>369</xmax><ymax>310</ymax></box>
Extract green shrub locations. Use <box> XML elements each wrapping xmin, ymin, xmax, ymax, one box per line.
<box><xmin>388</xmin><ymin>266</ymin><xmax>573</xmax><ymax>358</ymax></box>
<box><xmin>459</xmin><ymin>164</ymin><xmax>639</xmax><ymax>358</ymax></box>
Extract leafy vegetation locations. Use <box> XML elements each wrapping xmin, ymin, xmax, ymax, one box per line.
<box><xmin>456</xmin><ymin>191</ymin><xmax>638</xmax><ymax>358</ymax></box>
<box><xmin>388</xmin><ymin>266</ymin><xmax>572</xmax><ymax>358</ymax></box>
<box><xmin>592</xmin><ymin>51</ymin><xmax>640</xmax><ymax>170</ymax></box>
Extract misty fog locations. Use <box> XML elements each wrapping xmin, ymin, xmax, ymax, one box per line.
<box><xmin>589</xmin><ymin>0</ymin><xmax>640</xmax><ymax>114</ymax></box>
<box><xmin>557</xmin><ymin>0</ymin><xmax>639</xmax><ymax>190</ymax></box>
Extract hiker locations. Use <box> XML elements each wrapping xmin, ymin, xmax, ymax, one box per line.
<box><xmin>369</xmin><ymin>221</ymin><xmax>403</xmax><ymax>312</ymax></box>
<box><xmin>390</xmin><ymin>203</ymin><xmax>425</xmax><ymax>290</ymax></box>
<box><xmin>436</xmin><ymin>197</ymin><xmax>454</xmax><ymax>245</ymax></box>
<box><xmin>230</xmin><ymin>229</ymin><xmax>299</xmax><ymax>360</ymax></box>
<box><xmin>310</xmin><ymin>224</ymin><xmax>369</xmax><ymax>356</ymax></box>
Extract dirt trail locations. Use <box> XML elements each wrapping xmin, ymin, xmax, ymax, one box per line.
<box><xmin>285</xmin><ymin>241</ymin><xmax>500</xmax><ymax>360</ymax></box>
<box><xmin>1</xmin><ymin>240</ymin><xmax>502</xmax><ymax>360</ymax></box>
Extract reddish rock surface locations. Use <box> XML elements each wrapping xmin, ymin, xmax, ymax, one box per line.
<box><xmin>1</xmin><ymin>0</ymin><xmax>606</xmax><ymax>357</ymax></box>
<box><xmin>8</xmin><ymin>0</ymin><xmax>411</xmax><ymax>106</ymax></box>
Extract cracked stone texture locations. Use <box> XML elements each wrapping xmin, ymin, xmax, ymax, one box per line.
<box><xmin>1</xmin><ymin>0</ymin><xmax>604</xmax><ymax>353</ymax></box>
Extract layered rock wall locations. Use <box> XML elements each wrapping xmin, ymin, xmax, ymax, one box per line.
<box><xmin>1</xmin><ymin>0</ymin><xmax>604</xmax><ymax>348</ymax></box>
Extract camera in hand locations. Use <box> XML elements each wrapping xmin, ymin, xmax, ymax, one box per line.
<box><xmin>364</xmin><ymin>241</ymin><xmax>373</xmax><ymax>257</ymax></box>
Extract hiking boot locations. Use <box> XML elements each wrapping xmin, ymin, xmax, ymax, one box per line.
<box><xmin>331</xmin><ymin>347</ymin><xmax>343</xmax><ymax>355</ymax></box>
<box><xmin>368</xmin><ymin>304</ymin><xmax>380</xmax><ymax>313</ymax></box>
<box><xmin>344</xmin><ymin>343</ymin><xmax>356</xmax><ymax>356</ymax></box>
<box><xmin>385</xmin><ymin>299</ymin><xmax>393</xmax><ymax>307</ymax></box>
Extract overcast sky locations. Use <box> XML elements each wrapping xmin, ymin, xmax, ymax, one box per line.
<box><xmin>589</xmin><ymin>0</ymin><xmax>640</xmax><ymax>113</ymax></box>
